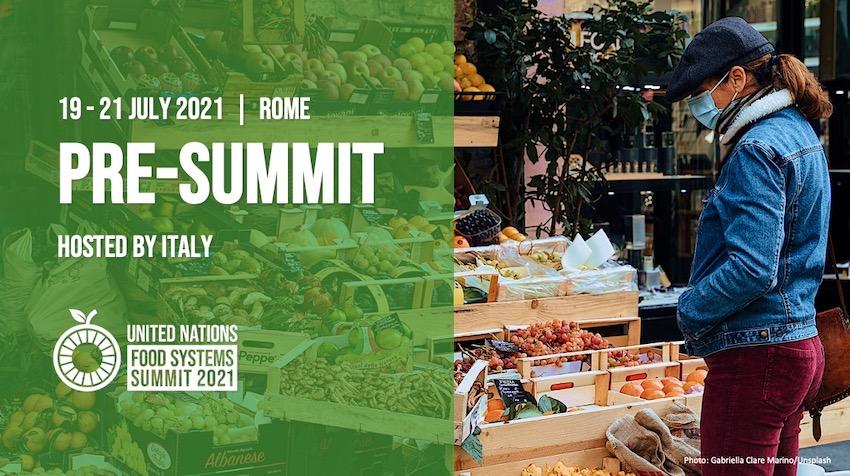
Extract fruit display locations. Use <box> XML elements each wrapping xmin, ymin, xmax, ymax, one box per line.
<box><xmin>605</xmin><ymin>349</ymin><xmax>654</xmax><ymax>368</ymax></box>
<box><xmin>200</xmin><ymin>28</ymin><xmax>458</xmax><ymax>101</ymax></box>
<box><xmin>0</xmin><ymin>465</ymin><xmax>120</xmax><ymax>476</ymax></box>
<box><xmin>453</xmin><ymin>321</ymin><xmax>613</xmax><ymax>378</ymax></box>
<box><xmin>388</xmin><ymin>214</ymin><xmax>438</xmax><ymax>240</ymax></box>
<box><xmin>206</xmin><ymin>242</ymin><xmax>265</xmax><ymax>276</ymax></box>
<box><xmin>110</xmin><ymin>421</ymin><xmax>146</xmax><ymax>476</ymax></box>
<box><xmin>619</xmin><ymin>374</ymin><xmax>704</xmax><ymax>401</ymax></box>
<box><xmin>453</xmin><ymin>54</ymin><xmax>496</xmax><ymax>101</ymax></box>
<box><xmin>455</xmin><ymin>209</ymin><xmax>501</xmax><ymax>245</ymax></box>
<box><xmin>1</xmin><ymin>384</ymin><xmax>100</xmax><ymax>473</ymax></box>
<box><xmin>272</xmin><ymin>358</ymin><xmax>452</xmax><ymax>419</ymax></box>
<box><xmin>109</xmin><ymin>44</ymin><xmax>205</xmax><ymax>94</ymax></box>
<box><xmin>350</xmin><ymin>243</ymin><xmax>407</xmax><ymax>276</ymax></box>
<box><xmin>522</xmin><ymin>462</ymin><xmax>636</xmax><ymax>476</ymax></box>
<box><xmin>124</xmin><ymin>201</ymin><xmax>217</xmax><ymax>236</ymax></box>
<box><xmin>161</xmin><ymin>280</ymin><xmax>271</xmax><ymax>325</ymax></box>
<box><xmin>483</xmin><ymin>397</ymin><xmax>507</xmax><ymax>423</ymax></box>
<box><xmin>498</xmin><ymin>226</ymin><xmax>527</xmax><ymax>243</ymax></box>
<box><xmin>116</xmin><ymin>392</ymin><xmax>256</xmax><ymax>445</ymax></box>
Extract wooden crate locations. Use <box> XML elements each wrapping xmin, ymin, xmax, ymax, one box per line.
<box><xmin>262</xmin><ymin>339</ymin><xmax>454</xmax><ymax>443</ymax></box>
<box><xmin>453</xmin><ymin>292</ymin><xmax>640</xmax><ymax>337</ymax></box>
<box><xmin>81</xmin><ymin>5</ymin><xmax>224</xmax><ymax>99</ymax></box>
<box><xmin>505</xmin><ymin>315</ymin><xmax>642</xmax><ymax>350</ymax></box>
<box><xmin>669</xmin><ymin>341</ymin><xmax>709</xmax><ymax>380</ymax></box>
<box><xmin>452</xmin><ymin>270</ymin><xmax>501</xmax><ymax>306</ymax></box>
<box><xmin>455</xmin><ymin>360</ymin><xmax>488</xmax><ymax>445</ymax></box>
<box><xmin>515</xmin><ymin>349</ymin><xmax>611</xmax><ymax>407</ymax></box>
<box><xmin>157</xmin><ymin>274</ymin><xmax>260</xmax><ymax>323</ymax></box>
<box><xmin>238</xmin><ymin>329</ymin><xmax>310</xmax><ymax>374</ymax></box>
<box><xmin>600</xmin><ymin>342</ymin><xmax>680</xmax><ymax>392</ymax></box>
<box><xmin>455</xmin><ymin>449</ymin><xmax>625</xmax><ymax>476</ymax></box>
<box><xmin>454</xmin><ymin>395</ymin><xmax>692</xmax><ymax>470</ymax></box>
<box><xmin>128</xmin><ymin>114</ymin><xmax>489</xmax><ymax>148</ymax></box>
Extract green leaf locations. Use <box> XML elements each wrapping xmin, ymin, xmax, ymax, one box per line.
<box><xmin>537</xmin><ymin>395</ymin><xmax>568</xmax><ymax>414</ymax></box>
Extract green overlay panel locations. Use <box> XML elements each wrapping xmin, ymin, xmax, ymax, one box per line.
<box><xmin>0</xmin><ymin>0</ymin><xmax>454</xmax><ymax>474</ymax></box>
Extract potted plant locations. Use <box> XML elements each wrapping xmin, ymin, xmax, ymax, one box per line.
<box><xmin>465</xmin><ymin>0</ymin><xmax>689</xmax><ymax>236</ymax></box>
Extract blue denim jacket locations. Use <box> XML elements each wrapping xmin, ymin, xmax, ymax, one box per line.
<box><xmin>677</xmin><ymin>106</ymin><xmax>831</xmax><ymax>357</ymax></box>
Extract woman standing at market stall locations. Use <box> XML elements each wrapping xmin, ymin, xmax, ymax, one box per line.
<box><xmin>666</xmin><ymin>17</ymin><xmax>832</xmax><ymax>476</ymax></box>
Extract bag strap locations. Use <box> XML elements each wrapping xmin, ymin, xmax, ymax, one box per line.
<box><xmin>827</xmin><ymin>236</ymin><xmax>847</xmax><ymax>315</ymax></box>
<box><xmin>811</xmin><ymin>408</ymin><xmax>823</xmax><ymax>442</ymax></box>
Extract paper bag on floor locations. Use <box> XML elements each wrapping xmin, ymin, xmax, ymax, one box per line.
<box><xmin>0</xmin><ymin>229</ymin><xmax>41</xmax><ymax>337</ymax></box>
<box><xmin>25</xmin><ymin>256</ymin><xmax>127</xmax><ymax>352</ymax></box>
<box><xmin>606</xmin><ymin>406</ymin><xmax>701</xmax><ymax>476</ymax></box>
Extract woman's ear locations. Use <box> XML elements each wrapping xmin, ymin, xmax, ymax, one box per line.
<box><xmin>728</xmin><ymin>66</ymin><xmax>749</xmax><ymax>93</ymax></box>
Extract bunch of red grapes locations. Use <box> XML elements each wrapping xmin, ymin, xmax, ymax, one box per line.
<box><xmin>455</xmin><ymin>320</ymin><xmax>639</xmax><ymax>378</ymax></box>
<box><xmin>606</xmin><ymin>349</ymin><xmax>654</xmax><ymax>367</ymax></box>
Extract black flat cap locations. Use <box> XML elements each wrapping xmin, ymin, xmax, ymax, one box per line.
<box><xmin>666</xmin><ymin>17</ymin><xmax>774</xmax><ymax>102</ymax></box>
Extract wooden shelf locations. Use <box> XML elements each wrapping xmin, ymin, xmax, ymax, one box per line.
<box><xmin>125</xmin><ymin>115</ymin><xmax>499</xmax><ymax>149</ymax></box>
<box><xmin>454</xmin><ymin>292</ymin><xmax>640</xmax><ymax>336</ymax></box>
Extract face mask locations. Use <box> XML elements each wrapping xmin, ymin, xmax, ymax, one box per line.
<box><xmin>687</xmin><ymin>71</ymin><xmax>739</xmax><ymax>129</ymax></box>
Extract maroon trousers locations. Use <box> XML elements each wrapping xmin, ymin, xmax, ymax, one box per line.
<box><xmin>699</xmin><ymin>336</ymin><xmax>824</xmax><ymax>476</ymax></box>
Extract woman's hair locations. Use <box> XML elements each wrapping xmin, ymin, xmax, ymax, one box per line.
<box><xmin>742</xmin><ymin>53</ymin><xmax>833</xmax><ymax>120</ymax></box>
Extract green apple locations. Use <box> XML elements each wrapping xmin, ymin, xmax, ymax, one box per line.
<box><xmin>319</xmin><ymin>45</ymin><xmax>338</xmax><ymax>64</ymax></box>
<box><xmin>284</xmin><ymin>44</ymin><xmax>306</xmax><ymax>60</ymax></box>
<box><xmin>398</xmin><ymin>43</ymin><xmax>416</xmax><ymax>58</ymax></box>
<box><xmin>339</xmin><ymin>83</ymin><xmax>356</xmax><ymax>101</ymax></box>
<box><xmin>393</xmin><ymin>58</ymin><xmax>412</xmax><ymax>72</ymax></box>
<box><xmin>373</xmin><ymin>54</ymin><xmax>392</xmax><ymax>69</ymax></box>
<box><xmin>438</xmin><ymin>75</ymin><xmax>455</xmax><ymax>91</ymax></box>
<box><xmin>245</xmin><ymin>52</ymin><xmax>275</xmax><ymax>74</ymax></box>
<box><xmin>347</xmin><ymin>60</ymin><xmax>370</xmax><ymax>79</ymax></box>
<box><xmin>417</xmin><ymin>64</ymin><xmax>434</xmax><ymax>78</ymax></box>
<box><xmin>391</xmin><ymin>80</ymin><xmax>410</xmax><ymax>100</ymax></box>
<box><xmin>425</xmin><ymin>43</ymin><xmax>443</xmax><ymax>57</ymax></box>
<box><xmin>422</xmin><ymin>75</ymin><xmax>438</xmax><ymax>89</ymax></box>
<box><xmin>366</xmin><ymin>59</ymin><xmax>384</xmax><ymax>77</ymax></box>
<box><xmin>243</xmin><ymin>44</ymin><xmax>263</xmax><ymax>55</ymax></box>
<box><xmin>441</xmin><ymin>40</ymin><xmax>456</xmax><ymax>55</ymax></box>
<box><xmin>318</xmin><ymin>70</ymin><xmax>342</xmax><ymax>87</ymax></box>
<box><xmin>366</xmin><ymin>76</ymin><xmax>383</xmax><ymax>88</ymax></box>
<box><xmin>407</xmin><ymin>78</ymin><xmax>425</xmax><ymax>101</ymax></box>
<box><xmin>441</xmin><ymin>55</ymin><xmax>454</xmax><ymax>70</ymax></box>
<box><xmin>305</xmin><ymin>58</ymin><xmax>325</xmax><ymax>74</ymax></box>
<box><xmin>300</xmin><ymin>79</ymin><xmax>317</xmax><ymax>89</ymax></box>
<box><xmin>407</xmin><ymin>37</ymin><xmax>425</xmax><ymax>53</ymax></box>
<box><xmin>303</xmin><ymin>70</ymin><xmax>318</xmax><ymax>82</ymax></box>
<box><xmin>428</xmin><ymin>59</ymin><xmax>444</xmax><ymax>73</ymax></box>
<box><xmin>350</xmin><ymin>73</ymin><xmax>368</xmax><ymax>88</ymax></box>
<box><xmin>376</xmin><ymin>328</ymin><xmax>403</xmax><ymax>350</ymax></box>
<box><xmin>357</xmin><ymin>43</ymin><xmax>382</xmax><ymax>58</ymax></box>
<box><xmin>401</xmin><ymin>69</ymin><xmax>424</xmax><ymax>83</ymax></box>
<box><xmin>409</xmin><ymin>53</ymin><xmax>428</xmax><ymax>70</ymax></box>
<box><xmin>279</xmin><ymin>52</ymin><xmax>303</xmax><ymax>72</ymax></box>
<box><xmin>317</xmin><ymin>79</ymin><xmax>340</xmax><ymax>100</ymax></box>
<box><xmin>340</xmin><ymin>50</ymin><xmax>368</xmax><ymax>65</ymax></box>
<box><xmin>379</xmin><ymin>66</ymin><xmax>402</xmax><ymax>84</ymax></box>
<box><xmin>324</xmin><ymin>62</ymin><xmax>348</xmax><ymax>83</ymax></box>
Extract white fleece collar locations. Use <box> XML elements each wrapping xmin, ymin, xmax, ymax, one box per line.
<box><xmin>720</xmin><ymin>89</ymin><xmax>794</xmax><ymax>145</ymax></box>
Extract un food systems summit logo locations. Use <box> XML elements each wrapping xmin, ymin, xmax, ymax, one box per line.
<box><xmin>53</xmin><ymin>309</ymin><xmax>121</xmax><ymax>392</ymax></box>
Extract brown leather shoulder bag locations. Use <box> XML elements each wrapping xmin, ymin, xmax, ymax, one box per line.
<box><xmin>807</xmin><ymin>237</ymin><xmax>850</xmax><ymax>441</ymax></box>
